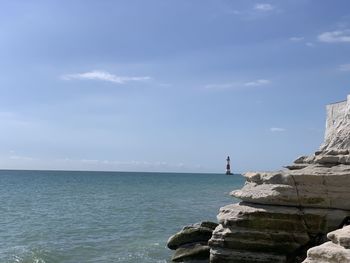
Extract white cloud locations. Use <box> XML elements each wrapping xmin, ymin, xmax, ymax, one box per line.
<box><xmin>338</xmin><ymin>64</ymin><xmax>350</xmax><ymax>71</ymax></box>
<box><xmin>9</xmin><ymin>155</ymin><xmax>37</xmax><ymax>161</ymax></box>
<box><xmin>61</xmin><ymin>70</ymin><xmax>151</xmax><ymax>84</ymax></box>
<box><xmin>305</xmin><ymin>42</ymin><xmax>315</xmax><ymax>47</ymax></box>
<box><xmin>244</xmin><ymin>79</ymin><xmax>271</xmax><ymax>87</ymax></box>
<box><xmin>204</xmin><ymin>82</ymin><xmax>239</xmax><ymax>90</ymax></box>
<box><xmin>318</xmin><ymin>30</ymin><xmax>350</xmax><ymax>43</ymax></box>
<box><xmin>270</xmin><ymin>127</ymin><xmax>286</xmax><ymax>132</ymax></box>
<box><xmin>254</xmin><ymin>3</ymin><xmax>275</xmax><ymax>11</ymax></box>
<box><xmin>205</xmin><ymin>79</ymin><xmax>271</xmax><ymax>90</ymax></box>
<box><xmin>224</xmin><ymin>3</ymin><xmax>277</xmax><ymax>20</ymax></box>
<box><xmin>8</xmin><ymin>150</ymin><xmax>37</xmax><ymax>161</ymax></box>
<box><xmin>290</xmin><ymin>37</ymin><xmax>304</xmax><ymax>42</ymax></box>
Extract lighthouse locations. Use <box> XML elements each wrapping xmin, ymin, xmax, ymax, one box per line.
<box><xmin>226</xmin><ymin>156</ymin><xmax>233</xmax><ymax>175</ymax></box>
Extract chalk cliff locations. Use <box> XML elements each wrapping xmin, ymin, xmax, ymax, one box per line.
<box><xmin>209</xmin><ymin>95</ymin><xmax>350</xmax><ymax>263</ymax></box>
<box><xmin>322</xmin><ymin>95</ymin><xmax>350</xmax><ymax>151</ymax></box>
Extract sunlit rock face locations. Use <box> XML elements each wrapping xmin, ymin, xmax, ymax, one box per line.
<box><xmin>209</xmin><ymin>95</ymin><xmax>350</xmax><ymax>263</ymax></box>
<box><xmin>322</xmin><ymin>95</ymin><xmax>350</xmax><ymax>151</ymax></box>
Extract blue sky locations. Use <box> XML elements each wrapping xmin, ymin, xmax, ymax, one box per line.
<box><xmin>1</xmin><ymin>0</ymin><xmax>350</xmax><ymax>173</ymax></box>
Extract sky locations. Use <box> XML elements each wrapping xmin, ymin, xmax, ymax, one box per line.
<box><xmin>1</xmin><ymin>0</ymin><xmax>350</xmax><ymax>173</ymax></box>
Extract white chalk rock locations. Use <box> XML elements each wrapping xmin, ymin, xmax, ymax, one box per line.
<box><xmin>303</xmin><ymin>242</ymin><xmax>350</xmax><ymax>263</ymax></box>
<box><xmin>321</xmin><ymin>95</ymin><xmax>350</xmax><ymax>151</ymax></box>
<box><xmin>327</xmin><ymin>226</ymin><xmax>350</xmax><ymax>249</ymax></box>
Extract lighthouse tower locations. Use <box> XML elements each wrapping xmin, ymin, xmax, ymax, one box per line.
<box><xmin>226</xmin><ymin>156</ymin><xmax>232</xmax><ymax>175</ymax></box>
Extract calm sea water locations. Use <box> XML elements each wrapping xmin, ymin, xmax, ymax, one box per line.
<box><xmin>0</xmin><ymin>170</ymin><xmax>244</xmax><ymax>263</ymax></box>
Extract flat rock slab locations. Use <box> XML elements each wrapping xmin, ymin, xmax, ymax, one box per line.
<box><xmin>232</xmin><ymin>165</ymin><xmax>350</xmax><ymax>210</ymax></box>
<box><xmin>182</xmin><ymin>221</ymin><xmax>218</xmax><ymax>231</ymax></box>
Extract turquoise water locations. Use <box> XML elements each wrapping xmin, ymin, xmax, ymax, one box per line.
<box><xmin>0</xmin><ymin>170</ymin><xmax>244</xmax><ymax>263</ymax></box>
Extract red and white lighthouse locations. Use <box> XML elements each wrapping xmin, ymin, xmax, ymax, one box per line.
<box><xmin>226</xmin><ymin>156</ymin><xmax>232</xmax><ymax>175</ymax></box>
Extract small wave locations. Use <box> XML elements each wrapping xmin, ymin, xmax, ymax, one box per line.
<box><xmin>4</xmin><ymin>246</ymin><xmax>59</xmax><ymax>263</ymax></box>
<box><xmin>13</xmin><ymin>254</ymin><xmax>46</xmax><ymax>263</ymax></box>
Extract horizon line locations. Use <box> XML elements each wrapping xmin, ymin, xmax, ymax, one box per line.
<box><xmin>0</xmin><ymin>168</ymin><xmax>243</xmax><ymax>175</ymax></box>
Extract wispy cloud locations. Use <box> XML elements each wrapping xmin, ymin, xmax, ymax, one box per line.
<box><xmin>8</xmin><ymin>150</ymin><xmax>37</xmax><ymax>161</ymax></box>
<box><xmin>270</xmin><ymin>127</ymin><xmax>286</xmax><ymax>132</ymax></box>
<box><xmin>244</xmin><ymin>79</ymin><xmax>271</xmax><ymax>87</ymax></box>
<box><xmin>289</xmin><ymin>36</ymin><xmax>315</xmax><ymax>48</ymax></box>
<box><xmin>205</xmin><ymin>79</ymin><xmax>271</xmax><ymax>90</ymax></box>
<box><xmin>254</xmin><ymin>3</ymin><xmax>275</xmax><ymax>11</ymax></box>
<box><xmin>224</xmin><ymin>3</ymin><xmax>277</xmax><ymax>20</ymax></box>
<box><xmin>9</xmin><ymin>154</ymin><xmax>37</xmax><ymax>161</ymax></box>
<box><xmin>61</xmin><ymin>70</ymin><xmax>151</xmax><ymax>84</ymax></box>
<box><xmin>289</xmin><ymin>37</ymin><xmax>304</xmax><ymax>42</ymax></box>
<box><xmin>318</xmin><ymin>30</ymin><xmax>350</xmax><ymax>43</ymax></box>
<box><xmin>338</xmin><ymin>64</ymin><xmax>350</xmax><ymax>71</ymax></box>
<box><xmin>204</xmin><ymin>82</ymin><xmax>239</xmax><ymax>90</ymax></box>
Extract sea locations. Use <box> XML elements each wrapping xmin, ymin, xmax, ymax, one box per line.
<box><xmin>0</xmin><ymin>170</ymin><xmax>245</xmax><ymax>263</ymax></box>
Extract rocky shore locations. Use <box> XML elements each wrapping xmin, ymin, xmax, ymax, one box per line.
<box><xmin>168</xmin><ymin>95</ymin><xmax>350</xmax><ymax>262</ymax></box>
<box><xmin>209</xmin><ymin>150</ymin><xmax>350</xmax><ymax>262</ymax></box>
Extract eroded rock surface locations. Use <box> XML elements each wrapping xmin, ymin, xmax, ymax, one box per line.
<box><xmin>232</xmin><ymin>162</ymin><xmax>350</xmax><ymax>210</ymax></box>
<box><xmin>327</xmin><ymin>225</ymin><xmax>350</xmax><ymax>249</ymax></box>
<box><xmin>302</xmin><ymin>226</ymin><xmax>350</xmax><ymax>263</ymax></box>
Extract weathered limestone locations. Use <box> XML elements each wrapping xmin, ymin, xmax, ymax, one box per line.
<box><xmin>302</xmin><ymin>226</ymin><xmax>350</xmax><ymax>263</ymax></box>
<box><xmin>232</xmin><ymin>164</ymin><xmax>350</xmax><ymax>210</ymax></box>
<box><xmin>303</xmin><ymin>242</ymin><xmax>350</xmax><ymax>263</ymax></box>
<box><xmin>209</xmin><ymin>202</ymin><xmax>350</xmax><ymax>262</ymax></box>
<box><xmin>168</xmin><ymin>221</ymin><xmax>218</xmax><ymax>262</ymax></box>
<box><xmin>209</xmin><ymin>95</ymin><xmax>350</xmax><ymax>263</ymax></box>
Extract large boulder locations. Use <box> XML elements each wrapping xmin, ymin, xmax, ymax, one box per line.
<box><xmin>167</xmin><ymin>221</ymin><xmax>217</xmax><ymax>262</ymax></box>
<box><xmin>167</xmin><ymin>226</ymin><xmax>214</xmax><ymax>250</ymax></box>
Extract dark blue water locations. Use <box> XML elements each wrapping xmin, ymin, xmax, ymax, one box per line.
<box><xmin>0</xmin><ymin>170</ymin><xmax>244</xmax><ymax>263</ymax></box>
